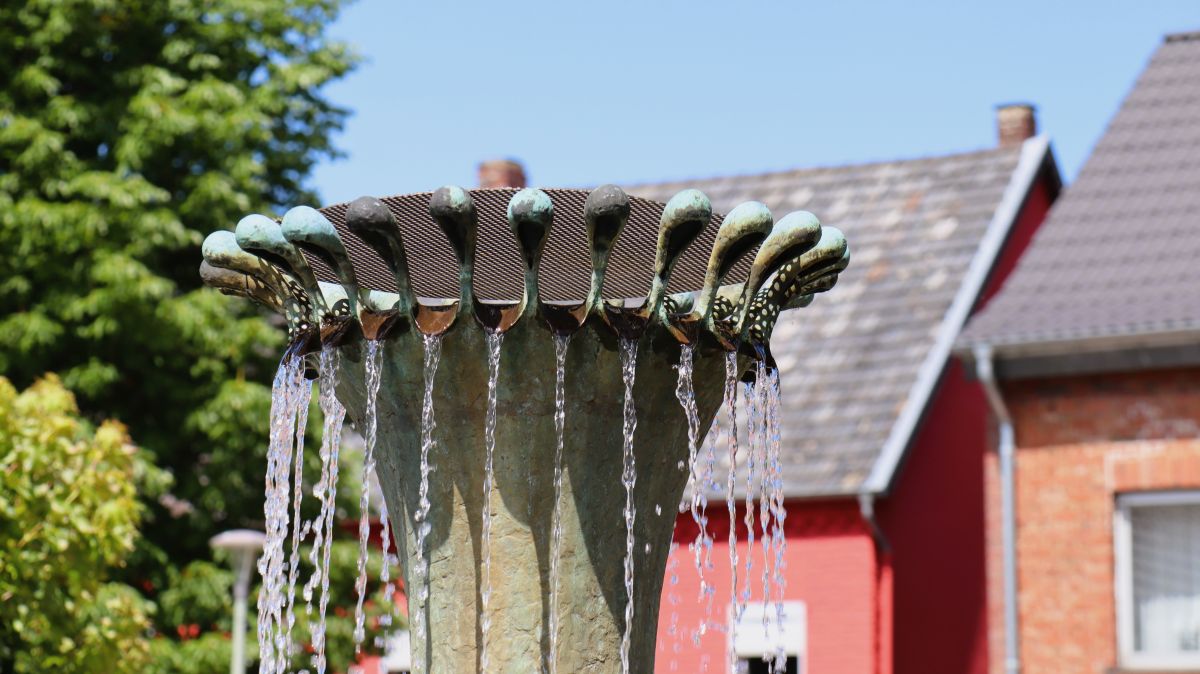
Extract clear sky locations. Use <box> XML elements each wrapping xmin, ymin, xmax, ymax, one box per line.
<box><xmin>310</xmin><ymin>1</ymin><xmax>1198</xmax><ymax>204</ymax></box>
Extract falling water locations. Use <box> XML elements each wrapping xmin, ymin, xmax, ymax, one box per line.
<box><xmin>377</xmin><ymin>502</ymin><xmax>396</xmax><ymax>640</ymax></box>
<box><xmin>666</xmin><ymin>541</ymin><xmax>681</xmax><ymax>672</ymax></box>
<box><xmin>676</xmin><ymin>345</ymin><xmax>700</xmax><ymax>477</ymax></box>
<box><xmin>258</xmin><ymin>349</ymin><xmax>305</xmax><ymax>674</ymax></box>
<box><xmin>353</xmin><ymin>339</ymin><xmax>385</xmax><ymax>651</ymax></box>
<box><xmin>480</xmin><ymin>331</ymin><xmax>504</xmax><ymax>673</ymax></box>
<box><xmin>619</xmin><ymin>338</ymin><xmax>639</xmax><ymax>674</ymax></box>
<box><xmin>693</xmin><ymin>427</ymin><xmax>719</xmax><ymax>654</ymax></box>
<box><xmin>754</xmin><ymin>361</ymin><xmax>773</xmax><ymax>644</ymax></box>
<box><xmin>303</xmin><ymin>346</ymin><xmax>347</xmax><ymax>674</ymax></box>
<box><xmin>723</xmin><ymin>351</ymin><xmax>741</xmax><ymax>674</ymax></box>
<box><xmin>284</xmin><ymin>363</ymin><xmax>313</xmax><ymax>660</ymax></box>
<box><xmin>548</xmin><ymin>334</ymin><xmax>570</xmax><ymax>674</ymax></box>
<box><xmin>675</xmin><ymin>343</ymin><xmax>714</xmax><ymax>650</ymax></box>
<box><xmin>411</xmin><ymin>334</ymin><xmax>443</xmax><ymax>674</ymax></box>
<box><xmin>766</xmin><ymin>367</ymin><xmax>788</xmax><ymax>671</ymax></box>
<box><xmin>742</xmin><ymin>378</ymin><xmax>760</xmax><ymax>610</ymax></box>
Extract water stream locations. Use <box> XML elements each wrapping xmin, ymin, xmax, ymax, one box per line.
<box><xmin>377</xmin><ymin>501</ymin><xmax>396</xmax><ymax>641</ymax></box>
<box><xmin>665</xmin><ymin>541</ymin><xmax>681</xmax><ymax>671</ymax></box>
<box><xmin>723</xmin><ymin>351</ymin><xmax>741</xmax><ymax>674</ymax></box>
<box><xmin>313</xmin><ymin>347</ymin><xmax>347</xmax><ymax>674</ymax></box>
<box><xmin>742</xmin><ymin>377</ymin><xmax>760</xmax><ymax>611</ymax></box>
<box><xmin>766</xmin><ymin>367</ymin><xmax>788</xmax><ymax>671</ymax></box>
<box><xmin>619</xmin><ymin>338</ymin><xmax>639</xmax><ymax>674</ymax></box>
<box><xmin>754</xmin><ymin>361</ymin><xmax>773</xmax><ymax>644</ymax></box>
<box><xmin>353</xmin><ymin>339</ymin><xmax>385</xmax><ymax>651</ymax></box>
<box><xmin>480</xmin><ymin>331</ymin><xmax>504</xmax><ymax>673</ymax></box>
<box><xmin>411</xmin><ymin>334</ymin><xmax>443</xmax><ymax>674</ymax></box>
<box><xmin>548</xmin><ymin>334</ymin><xmax>570</xmax><ymax>674</ymax></box>
<box><xmin>258</xmin><ymin>349</ymin><xmax>305</xmax><ymax>674</ymax></box>
<box><xmin>284</xmin><ymin>363</ymin><xmax>313</xmax><ymax>662</ymax></box>
<box><xmin>693</xmin><ymin>421</ymin><xmax>719</xmax><ymax>654</ymax></box>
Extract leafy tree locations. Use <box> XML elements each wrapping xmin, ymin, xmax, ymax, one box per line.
<box><xmin>148</xmin><ymin>542</ymin><xmax>403</xmax><ymax>674</ymax></box>
<box><xmin>0</xmin><ymin>375</ymin><xmax>164</xmax><ymax>673</ymax></box>
<box><xmin>0</xmin><ymin>0</ymin><xmax>357</xmax><ymax>572</ymax></box>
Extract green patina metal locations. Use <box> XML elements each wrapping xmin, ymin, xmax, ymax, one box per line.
<box><xmin>200</xmin><ymin>184</ymin><xmax>847</xmax><ymax>673</ymax></box>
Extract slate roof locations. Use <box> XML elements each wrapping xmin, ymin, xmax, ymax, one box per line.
<box><xmin>628</xmin><ymin>142</ymin><xmax>1044</xmax><ymax>496</ymax></box>
<box><xmin>962</xmin><ymin>32</ymin><xmax>1200</xmax><ymax>350</ymax></box>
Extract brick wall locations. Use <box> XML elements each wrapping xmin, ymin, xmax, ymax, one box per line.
<box><xmin>984</xmin><ymin>366</ymin><xmax>1200</xmax><ymax>674</ymax></box>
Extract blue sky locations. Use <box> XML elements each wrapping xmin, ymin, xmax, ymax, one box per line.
<box><xmin>311</xmin><ymin>1</ymin><xmax>1198</xmax><ymax>204</ymax></box>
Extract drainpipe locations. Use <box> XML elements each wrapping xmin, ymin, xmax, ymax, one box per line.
<box><xmin>857</xmin><ymin>492</ymin><xmax>891</xmax><ymax>554</ymax></box>
<box><xmin>857</xmin><ymin>493</ymin><xmax>890</xmax><ymax>674</ymax></box>
<box><xmin>973</xmin><ymin>345</ymin><xmax>1020</xmax><ymax>674</ymax></box>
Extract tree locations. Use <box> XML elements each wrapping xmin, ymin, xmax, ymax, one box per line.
<box><xmin>145</xmin><ymin>542</ymin><xmax>402</xmax><ymax>674</ymax></box>
<box><xmin>0</xmin><ymin>0</ymin><xmax>357</xmax><ymax>572</ymax></box>
<box><xmin>0</xmin><ymin>375</ymin><xmax>165</xmax><ymax>673</ymax></box>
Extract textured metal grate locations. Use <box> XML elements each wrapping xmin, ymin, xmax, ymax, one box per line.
<box><xmin>307</xmin><ymin>188</ymin><xmax>746</xmax><ymax>302</ymax></box>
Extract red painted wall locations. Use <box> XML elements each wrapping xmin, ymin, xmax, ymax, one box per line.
<box><xmin>976</xmin><ymin>175</ymin><xmax>1057</xmax><ymax>310</ymax></box>
<box><xmin>877</xmin><ymin>360</ymin><xmax>989</xmax><ymax>674</ymax></box>
<box><xmin>656</xmin><ymin>501</ymin><xmax>881</xmax><ymax>673</ymax></box>
<box><xmin>874</xmin><ymin>169</ymin><xmax>1055</xmax><ymax>674</ymax></box>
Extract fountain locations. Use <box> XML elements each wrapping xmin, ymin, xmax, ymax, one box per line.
<box><xmin>199</xmin><ymin>184</ymin><xmax>848</xmax><ymax>673</ymax></box>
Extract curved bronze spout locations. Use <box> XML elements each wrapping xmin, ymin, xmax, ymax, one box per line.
<box><xmin>601</xmin><ymin>189</ymin><xmax>712</xmax><ymax>340</ymax></box>
<box><xmin>745</xmin><ymin>227</ymin><xmax>849</xmax><ymax>343</ymax></box>
<box><xmin>199</xmin><ymin>261</ymin><xmax>285</xmax><ymax>314</ymax></box>
<box><xmin>509</xmin><ymin>188</ymin><xmax>554</xmax><ymax>326</ymax></box>
<box><xmin>423</xmin><ymin>186</ymin><xmax>479</xmax><ymax>336</ymax></box>
<box><xmin>346</xmin><ymin>196</ymin><xmax>415</xmax><ymax>340</ymax></box>
<box><xmin>733</xmin><ymin>209</ymin><xmax>821</xmax><ymax>339</ymax></box>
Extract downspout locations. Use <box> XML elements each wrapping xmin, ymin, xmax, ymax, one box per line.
<box><xmin>858</xmin><ymin>493</ymin><xmax>891</xmax><ymax>674</ymax></box>
<box><xmin>858</xmin><ymin>492</ymin><xmax>891</xmax><ymax>554</ymax></box>
<box><xmin>973</xmin><ymin>345</ymin><xmax>1020</xmax><ymax>674</ymax></box>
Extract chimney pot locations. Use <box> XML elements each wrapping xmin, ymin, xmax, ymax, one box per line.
<box><xmin>478</xmin><ymin>159</ymin><xmax>527</xmax><ymax>189</ymax></box>
<box><xmin>996</xmin><ymin>103</ymin><xmax>1037</xmax><ymax>148</ymax></box>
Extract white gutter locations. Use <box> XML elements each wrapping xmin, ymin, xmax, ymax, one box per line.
<box><xmin>974</xmin><ymin>345</ymin><xmax>1020</xmax><ymax>674</ymax></box>
<box><xmin>859</xmin><ymin>134</ymin><xmax>1051</xmax><ymax>495</ymax></box>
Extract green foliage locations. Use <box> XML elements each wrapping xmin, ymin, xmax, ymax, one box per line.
<box><xmin>156</xmin><ymin>561</ymin><xmax>233</xmax><ymax>633</ymax></box>
<box><xmin>147</xmin><ymin>632</ymin><xmax>236</xmax><ymax>674</ymax></box>
<box><xmin>0</xmin><ymin>375</ymin><xmax>162</xmax><ymax>673</ymax></box>
<box><xmin>146</xmin><ymin>540</ymin><xmax>404</xmax><ymax>673</ymax></box>
<box><xmin>0</xmin><ymin>0</ymin><xmax>357</xmax><ymax>569</ymax></box>
<box><xmin>291</xmin><ymin>540</ymin><xmax>403</xmax><ymax>669</ymax></box>
<box><xmin>0</xmin><ymin>1</ymin><xmax>369</xmax><ymax>669</ymax></box>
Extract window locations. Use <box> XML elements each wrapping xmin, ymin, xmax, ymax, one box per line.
<box><xmin>739</xmin><ymin>655</ymin><xmax>800</xmax><ymax>674</ymax></box>
<box><xmin>378</xmin><ymin>628</ymin><xmax>412</xmax><ymax>673</ymax></box>
<box><xmin>1115</xmin><ymin>491</ymin><xmax>1200</xmax><ymax>670</ymax></box>
<box><xmin>731</xmin><ymin>601</ymin><xmax>806</xmax><ymax>674</ymax></box>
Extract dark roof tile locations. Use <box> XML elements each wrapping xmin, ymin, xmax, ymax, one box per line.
<box><xmin>963</xmin><ymin>35</ymin><xmax>1200</xmax><ymax>349</ymax></box>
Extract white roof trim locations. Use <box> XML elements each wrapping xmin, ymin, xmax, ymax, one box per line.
<box><xmin>860</xmin><ymin>135</ymin><xmax>1052</xmax><ymax>496</ymax></box>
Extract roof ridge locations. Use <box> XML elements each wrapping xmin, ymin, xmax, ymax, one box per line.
<box><xmin>1165</xmin><ymin>30</ymin><xmax>1200</xmax><ymax>43</ymax></box>
<box><xmin>623</xmin><ymin>144</ymin><xmax>1020</xmax><ymax>192</ymax></box>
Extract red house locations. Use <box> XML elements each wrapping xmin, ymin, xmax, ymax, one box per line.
<box><xmin>958</xmin><ymin>32</ymin><xmax>1200</xmax><ymax>674</ymax></box>
<box><xmin>628</xmin><ymin>106</ymin><xmax>1062</xmax><ymax>674</ymax></box>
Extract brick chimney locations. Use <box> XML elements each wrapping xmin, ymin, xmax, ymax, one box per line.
<box><xmin>478</xmin><ymin>159</ymin><xmax>527</xmax><ymax>188</ymax></box>
<box><xmin>996</xmin><ymin>103</ymin><xmax>1037</xmax><ymax>147</ymax></box>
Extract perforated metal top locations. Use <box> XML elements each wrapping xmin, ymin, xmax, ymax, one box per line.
<box><xmin>309</xmin><ymin>188</ymin><xmax>740</xmax><ymax>302</ymax></box>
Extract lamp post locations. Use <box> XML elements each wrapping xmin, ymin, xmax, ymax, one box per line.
<box><xmin>211</xmin><ymin>529</ymin><xmax>266</xmax><ymax>674</ymax></box>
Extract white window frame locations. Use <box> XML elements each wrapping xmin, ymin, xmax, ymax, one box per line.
<box><xmin>1114</xmin><ymin>490</ymin><xmax>1200</xmax><ymax>671</ymax></box>
<box><xmin>378</xmin><ymin>628</ymin><xmax>412</xmax><ymax>673</ymax></box>
<box><xmin>729</xmin><ymin>600</ymin><xmax>807</xmax><ymax>673</ymax></box>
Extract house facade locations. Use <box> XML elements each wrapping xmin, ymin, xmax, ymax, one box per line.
<box><xmin>959</xmin><ymin>32</ymin><xmax>1200</xmax><ymax>674</ymax></box>
<box><xmin>628</xmin><ymin>107</ymin><xmax>1061</xmax><ymax>674</ymax></box>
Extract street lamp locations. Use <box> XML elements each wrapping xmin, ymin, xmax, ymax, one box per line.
<box><xmin>211</xmin><ymin>529</ymin><xmax>266</xmax><ymax>674</ymax></box>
